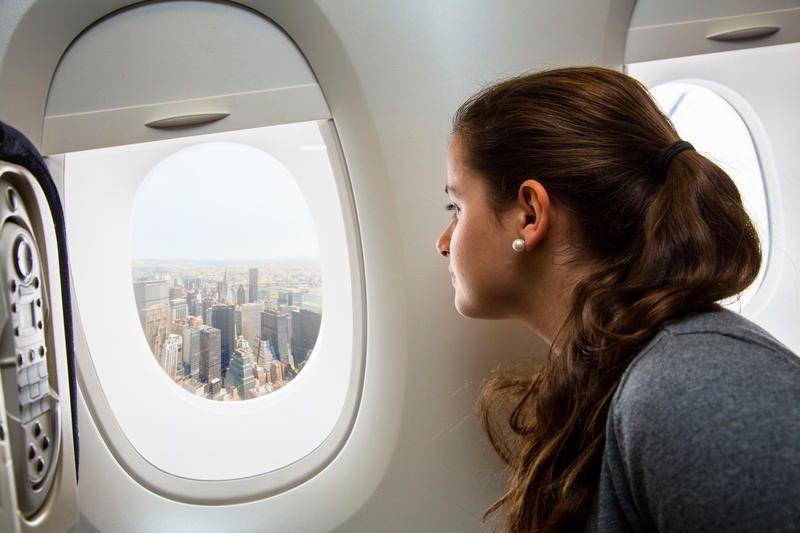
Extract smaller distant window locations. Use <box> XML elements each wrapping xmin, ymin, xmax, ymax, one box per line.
<box><xmin>649</xmin><ymin>83</ymin><xmax>769</xmax><ymax>310</ymax></box>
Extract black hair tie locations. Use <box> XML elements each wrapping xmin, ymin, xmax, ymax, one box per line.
<box><xmin>656</xmin><ymin>140</ymin><xmax>695</xmax><ymax>180</ymax></box>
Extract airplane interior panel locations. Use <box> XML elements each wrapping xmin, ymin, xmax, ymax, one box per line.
<box><xmin>0</xmin><ymin>0</ymin><xmax>797</xmax><ymax>531</ymax></box>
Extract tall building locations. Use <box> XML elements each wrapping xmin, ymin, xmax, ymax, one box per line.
<box><xmin>161</xmin><ymin>334</ymin><xmax>183</xmax><ymax>380</ymax></box>
<box><xmin>198</xmin><ymin>325</ymin><xmax>221</xmax><ymax>388</ymax></box>
<box><xmin>235</xmin><ymin>308</ymin><xmax>242</xmax><ymax>336</ymax></box>
<box><xmin>268</xmin><ymin>359</ymin><xmax>285</xmax><ymax>383</ymax></box>
<box><xmin>133</xmin><ymin>280</ymin><xmax>169</xmax><ymax>326</ymax></box>
<box><xmin>185</xmin><ymin>290</ymin><xmax>198</xmax><ymax>314</ymax></box>
<box><xmin>256</xmin><ymin>337</ymin><xmax>275</xmax><ymax>368</ymax></box>
<box><xmin>261</xmin><ymin>309</ymin><xmax>289</xmax><ymax>365</ymax></box>
<box><xmin>236</xmin><ymin>284</ymin><xmax>246</xmax><ymax>305</ymax></box>
<box><xmin>290</xmin><ymin>308</ymin><xmax>322</xmax><ymax>367</ymax></box>
<box><xmin>143</xmin><ymin>303</ymin><xmax>171</xmax><ymax>361</ymax></box>
<box><xmin>211</xmin><ymin>304</ymin><xmax>236</xmax><ymax>379</ymax></box>
<box><xmin>169</xmin><ymin>287</ymin><xmax>183</xmax><ymax>300</ymax></box>
<box><xmin>248</xmin><ymin>268</ymin><xmax>258</xmax><ymax>303</ymax></box>
<box><xmin>278</xmin><ymin>290</ymin><xmax>303</xmax><ymax>307</ymax></box>
<box><xmin>241</xmin><ymin>302</ymin><xmax>262</xmax><ymax>348</ymax></box>
<box><xmin>170</xmin><ymin>298</ymin><xmax>188</xmax><ymax>322</ymax></box>
<box><xmin>225</xmin><ymin>348</ymin><xmax>256</xmax><ymax>400</ymax></box>
<box><xmin>202</xmin><ymin>297</ymin><xmax>214</xmax><ymax>321</ymax></box>
<box><xmin>183</xmin><ymin>326</ymin><xmax>201</xmax><ymax>380</ymax></box>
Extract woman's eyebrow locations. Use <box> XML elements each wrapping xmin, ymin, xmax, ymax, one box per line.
<box><xmin>445</xmin><ymin>184</ymin><xmax>458</xmax><ymax>195</ymax></box>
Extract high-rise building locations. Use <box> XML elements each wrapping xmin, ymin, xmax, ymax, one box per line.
<box><xmin>235</xmin><ymin>308</ymin><xmax>242</xmax><ymax>336</ymax></box>
<box><xmin>185</xmin><ymin>290</ymin><xmax>198</xmax><ymax>314</ymax></box>
<box><xmin>143</xmin><ymin>303</ymin><xmax>171</xmax><ymax>361</ymax></box>
<box><xmin>225</xmin><ymin>348</ymin><xmax>256</xmax><ymax>400</ymax></box>
<box><xmin>252</xmin><ymin>364</ymin><xmax>267</xmax><ymax>387</ymax></box>
<box><xmin>290</xmin><ymin>308</ymin><xmax>322</xmax><ymax>367</ymax></box>
<box><xmin>256</xmin><ymin>338</ymin><xmax>275</xmax><ymax>369</ymax></box>
<box><xmin>202</xmin><ymin>297</ymin><xmax>214</xmax><ymax>320</ymax></box>
<box><xmin>278</xmin><ymin>290</ymin><xmax>303</xmax><ymax>307</ymax></box>
<box><xmin>170</xmin><ymin>298</ymin><xmax>188</xmax><ymax>322</ymax></box>
<box><xmin>268</xmin><ymin>359</ymin><xmax>285</xmax><ymax>383</ymax></box>
<box><xmin>133</xmin><ymin>280</ymin><xmax>169</xmax><ymax>326</ymax></box>
<box><xmin>183</xmin><ymin>326</ymin><xmax>201</xmax><ymax>380</ymax></box>
<box><xmin>248</xmin><ymin>268</ymin><xmax>258</xmax><ymax>303</ymax></box>
<box><xmin>211</xmin><ymin>304</ymin><xmax>236</xmax><ymax>379</ymax></box>
<box><xmin>169</xmin><ymin>287</ymin><xmax>183</xmax><ymax>300</ymax></box>
<box><xmin>192</xmin><ymin>300</ymin><xmax>203</xmax><ymax>318</ymax></box>
<box><xmin>209</xmin><ymin>377</ymin><xmax>222</xmax><ymax>398</ymax></box>
<box><xmin>161</xmin><ymin>334</ymin><xmax>183</xmax><ymax>380</ymax></box>
<box><xmin>241</xmin><ymin>302</ymin><xmax>262</xmax><ymax>348</ymax></box>
<box><xmin>198</xmin><ymin>325</ymin><xmax>221</xmax><ymax>387</ymax></box>
<box><xmin>261</xmin><ymin>309</ymin><xmax>289</xmax><ymax>365</ymax></box>
<box><xmin>236</xmin><ymin>284</ymin><xmax>246</xmax><ymax>305</ymax></box>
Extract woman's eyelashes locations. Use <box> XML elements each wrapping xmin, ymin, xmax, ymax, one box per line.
<box><xmin>445</xmin><ymin>202</ymin><xmax>460</xmax><ymax>219</ymax></box>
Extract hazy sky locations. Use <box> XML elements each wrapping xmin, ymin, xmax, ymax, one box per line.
<box><xmin>130</xmin><ymin>142</ymin><xmax>319</xmax><ymax>260</ymax></box>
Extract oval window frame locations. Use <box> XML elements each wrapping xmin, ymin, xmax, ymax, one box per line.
<box><xmin>67</xmin><ymin>120</ymin><xmax>365</xmax><ymax>503</ymax></box>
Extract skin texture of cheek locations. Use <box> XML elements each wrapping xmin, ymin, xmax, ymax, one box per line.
<box><xmin>451</xmin><ymin>230</ymin><xmax>520</xmax><ymax>319</ymax></box>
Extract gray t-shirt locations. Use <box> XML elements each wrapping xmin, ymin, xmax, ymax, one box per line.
<box><xmin>587</xmin><ymin>310</ymin><xmax>800</xmax><ymax>532</ymax></box>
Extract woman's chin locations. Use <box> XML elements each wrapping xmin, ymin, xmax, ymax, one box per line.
<box><xmin>454</xmin><ymin>295</ymin><xmax>495</xmax><ymax>320</ymax></box>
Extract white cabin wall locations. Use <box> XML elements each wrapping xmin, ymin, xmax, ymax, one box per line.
<box><xmin>270</xmin><ymin>1</ymin><xmax>636</xmax><ymax>531</ymax></box>
<box><xmin>0</xmin><ymin>1</ymin><xmax>635</xmax><ymax>531</ymax></box>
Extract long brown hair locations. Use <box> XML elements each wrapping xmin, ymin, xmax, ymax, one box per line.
<box><xmin>453</xmin><ymin>67</ymin><xmax>762</xmax><ymax>532</ymax></box>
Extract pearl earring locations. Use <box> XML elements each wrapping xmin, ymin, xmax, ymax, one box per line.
<box><xmin>512</xmin><ymin>239</ymin><xmax>525</xmax><ymax>252</ymax></box>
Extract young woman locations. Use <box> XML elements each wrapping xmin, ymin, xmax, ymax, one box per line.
<box><xmin>436</xmin><ymin>67</ymin><xmax>800</xmax><ymax>533</ymax></box>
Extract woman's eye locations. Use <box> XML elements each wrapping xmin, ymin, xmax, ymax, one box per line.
<box><xmin>445</xmin><ymin>203</ymin><xmax>460</xmax><ymax>219</ymax></box>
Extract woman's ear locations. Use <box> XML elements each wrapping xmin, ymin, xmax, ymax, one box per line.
<box><xmin>517</xmin><ymin>180</ymin><xmax>550</xmax><ymax>251</ymax></box>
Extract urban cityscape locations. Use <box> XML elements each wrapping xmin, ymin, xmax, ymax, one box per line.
<box><xmin>132</xmin><ymin>260</ymin><xmax>322</xmax><ymax>402</ymax></box>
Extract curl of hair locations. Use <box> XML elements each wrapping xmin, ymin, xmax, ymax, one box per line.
<box><xmin>453</xmin><ymin>67</ymin><xmax>762</xmax><ymax>533</ymax></box>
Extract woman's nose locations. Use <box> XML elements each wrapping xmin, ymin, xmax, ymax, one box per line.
<box><xmin>436</xmin><ymin>223</ymin><xmax>451</xmax><ymax>257</ymax></box>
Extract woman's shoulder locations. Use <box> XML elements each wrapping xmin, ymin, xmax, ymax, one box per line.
<box><xmin>612</xmin><ymin>309</ymin><xmax>800</xmax><ymax>426</ymax></box>
<box><xmin>596</xmin><ymin>310</ymin><xmax>800</xmax><ymax>532</ymax></box>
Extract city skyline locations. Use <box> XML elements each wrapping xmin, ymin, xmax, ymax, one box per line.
<box><xmin>132</xmin><ymin>260</ymin><xmax>322</xmax><ymax>403</ymax></box>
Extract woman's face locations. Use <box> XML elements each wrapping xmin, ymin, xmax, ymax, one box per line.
<box><xmin>436</xmin><ymin>135</ymin><xmax>523</xmax><ymax>319</ymax></box>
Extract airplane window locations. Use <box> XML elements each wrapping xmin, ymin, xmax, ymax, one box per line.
<box><xmin>64</xmin><ymin>121</ymin><xmax>362</xmax><ymax>483</ymax></box>
<box><xmin>648</xmin><ymin>83</ymin><xmax>770</xmax><ymax>310</ymax></box>
<box><xmin>130</xmin><ymin>143</ymin><xmax>322</xmax><ymax>402</ymax></box>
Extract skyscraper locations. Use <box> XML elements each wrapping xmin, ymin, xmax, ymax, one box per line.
<box><xmin>202</xmin><ymin>297</ymin><xmax>214</xmax><ymax>320</ymax></box>
<box><xmin>185</xmin><ymin>290</ymin><xmax>198</xmax><ymax>314</ymax></box>
<box><xmin>261</xmin><ymin>309</ymin><xmax>289</xmax><ymax>365</ymax></box>
<box><xmin>241</xmin><ymin>302</ymin><xmax>262</xmax><ymax>347</ymax></box>
<box><xmin>143</xmin><ymin>303</ymin><xmax>171</xmax><ymax>361</ymax></box>
<box><xmin>236</xmin><ymin>284</ymin><xmax>246</xmax><ymax>305</ymax></box>
<box><xmin>169</xmin><ymin>298</ymin><xmax>188</xmax><ymax>321</ymax></box>
<box><xmin>249</xmin><ymin>268</ymin><xmax>258</xmax><ymax>303</ymax></box>
<box><xmin>133</xmin><ymin>280</ymin><xmax>169</xmax><ymax>326</ymax></box>
<box><xmin>198</xmin><ymin>325</ymin><xmax>221</xmax><ymax>389</ymax></box>
<box><xmin>220</xmin><ymin>266</ymin><xmax>234</xmax><ymax>304</ymax></box>
<box><xmin>290</xmin><ymin>308</ymin><xmax>322</xmax><ymax>367</ymax></box>
<box><xmin>225</xmin><ymin>348</ymin><xmax>256</xmax><ymax>400</ymax></box>
<box><xmin>211</xmin><ymin>304</ymin><xmax>236</xmax><ymax>379</ymax></box>
<box><xmin>256</xmin><ymin>337</ymin><xmax>276</xmax><ymax>369</ymax></box>
<box><xmin>183</xmin><ymin>326</ymin><xmax>201</xmax><ymax>380</ymax></box>
<box><xmin>161</xmin><ymin>334</ymin><xmax>183</xmax><ymax>380</ymax></box>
